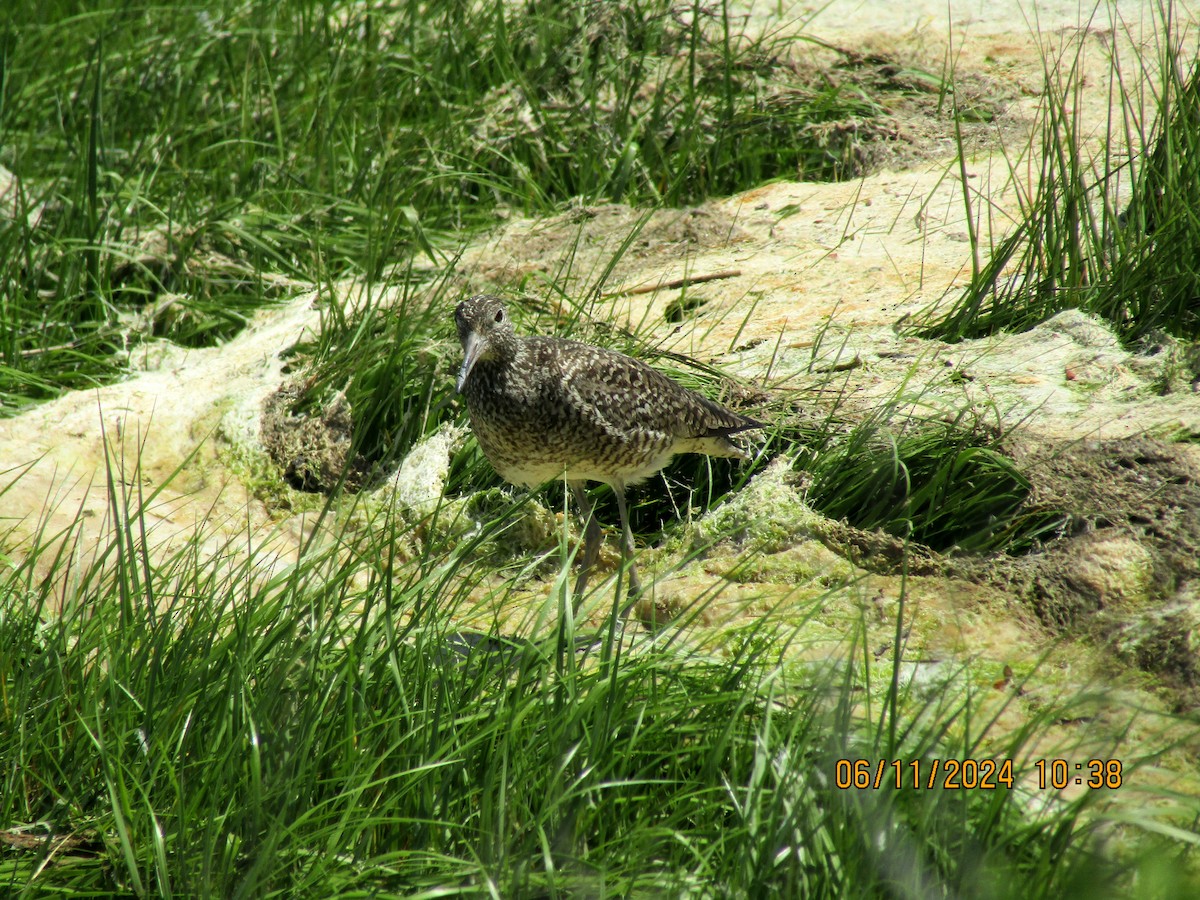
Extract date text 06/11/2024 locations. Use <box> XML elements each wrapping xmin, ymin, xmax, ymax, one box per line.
<box><xmin>834</xmin><ymin>758</ymin><xmax>1125</xmax><ymax>791</ymax></box>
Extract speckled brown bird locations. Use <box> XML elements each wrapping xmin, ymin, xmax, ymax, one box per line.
<box><xmin>455</xmin><ymin>294</ymin><xmax>762</xmax><ymax>612</ymax></box>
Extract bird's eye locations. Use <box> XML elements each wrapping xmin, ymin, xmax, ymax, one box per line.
<box><xmin>494</xmin><ymin>309</ymin><xmax>505</xmax><ymax>323</ymax></box>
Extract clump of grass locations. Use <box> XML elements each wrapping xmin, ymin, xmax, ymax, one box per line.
<box><xmin>1094</xmin><ymin>37</ymin><xmax>1200</xmax><ymax>343</ymax></box>
<box><xmin>803</xmin><ymin>415</ymin><xmax>1067</xmax><ymax>554</ymax></box>
<box><xmin>430</xmin><ymin>0</ymin><xmax>892</xmax><ymax>206</ymax></box>
<box><xmin>2</xmin><ymin>449</ymin><xmax>1194</xmax><ymax>896</ymax></box>
<box><xmin>916</xmin><ymin>1</ymin><xmax>1200</xmax><ymax>346</ymax></box>
<box><xmin>272</xmin><ymin>271</ymin><xmax>464</xmax><ymax>493</ymax></box>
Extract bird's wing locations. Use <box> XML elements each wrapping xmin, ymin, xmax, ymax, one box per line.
<box><xmin>557</xmin><ymin>342</ymin><xmax>751</xmax><ymax>440</ymax></box>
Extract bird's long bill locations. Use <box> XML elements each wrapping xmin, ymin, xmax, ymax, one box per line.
<box><xmin>456</xmin><ymin>332</ymin><xmax>484</xmax><ymax>393</ymax></box>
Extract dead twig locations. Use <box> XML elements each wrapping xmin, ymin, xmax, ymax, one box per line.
<box><xmin>607</xmin><ymin>269</ymin><xmax>741</xmax><ymax>297</ymax></box>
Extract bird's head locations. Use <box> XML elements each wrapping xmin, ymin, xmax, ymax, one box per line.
<box><xmin>455</xmin><ymin>294</ymin><xmax>515</xmax><ymax>392</ymax></box>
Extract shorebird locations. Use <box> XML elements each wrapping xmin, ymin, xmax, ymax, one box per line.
<box><xmin>455</xmin><ymin>294</ymin><xmax>761</xmax><ymax>614</ymax></box>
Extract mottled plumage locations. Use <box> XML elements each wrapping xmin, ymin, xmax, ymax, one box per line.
<box><xmin>455</xmin><ymin>294</ymin><xmax>761</xmax><ymax>611</ymax></box>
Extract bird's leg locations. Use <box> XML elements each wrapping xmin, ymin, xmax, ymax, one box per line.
<box><xmin>613</xmin><ymin>486</ymin><xmax>642</xmax><ymax>616</ymax></box>
<box><xmin>570</xmin><ymin>481</ymin><xmax>600</xmax><ymax>608</ymax></box>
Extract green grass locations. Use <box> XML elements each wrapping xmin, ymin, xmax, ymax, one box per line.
<box><xmin>800</xmin><ymin>407</ymin><xmax>1067</xmax><ymax>555</ymax></box>
<box><xmin>3</xmin><ymin>456</ymin><xmax>1196</xmax><ymax>896</ymax></box>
